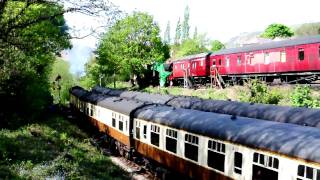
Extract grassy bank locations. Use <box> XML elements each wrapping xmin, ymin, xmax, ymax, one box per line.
<box><xmin>0</xmin><ymin>114</ymin><xmax>128</xmax><ymax>179</ymax></box>
<box><xmin>143</xmin><ymin>84</ymin><xmax>320</xmax><ymax>107</ymax></box>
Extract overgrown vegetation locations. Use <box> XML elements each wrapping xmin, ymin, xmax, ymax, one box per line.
<box><xmin>290</xmin><ymin>85</ymin><xmax>320</xmax><ymax>108</ymax></box>
<box><xmin>239</xmin><ymin>80</ymin><xmax>283</xmax><ymax>104</ymax></box>
<box><xmin>142</xmin><ymin>80</ymin><xmax>320</xmax><ymax>107</ymax></box>
<box><xmin>0</xmin><ymin>114</ymin><xmax>128</xmax><ymax>179</ymax></box>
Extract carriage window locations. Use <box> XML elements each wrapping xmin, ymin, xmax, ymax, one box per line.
<box><xmin>226</xmin><ymin>57</ymin><xmax>230</xmax><ymax>67</ymax></box>
<box><xmin>185</xmin><ymin>134</ymin><xmax>199</xmax><ymax>162</ymax></box>
<box><xmin>118</xmin><ymin>120</ymin><xmax>123</xmax><ymax>131</ymax></box>
<box><xmin>112</xmin><ymin>118</ymin><xmax>116</xmax><ymax>127</ymax></box>
<box><xmin>112</xmin><ymin>112</ymin><xmax>116</xmax><ymax>127</ymax></box>
<box><xmin>150</xmin><ymin>124</ymin><xmax>160</xmax><ymax>147</ymax></box>
<box><xmin>213</xmin><ymin>60</ymin><xmax>216</xmax><ymax>66</ymax></box>
<box><xmin>253</xmin><ymin>152</ymin><xmax>279</xmax><ymax>169</ymax></box>
<box><xmin>281</xmin><ymin>50</ymin><xmax>286</xmax><ymax>62</ymax></box>
<box><xmin>237</xmin><ymin>56</ymin><xmax>241</xmax><ymax>65</ymax></box>
<box><xmin>299</xmin><ymin>48</ymin><xmax>305</xmax><ymax>60</ymax></box>
<box><xmin>207</xmin><ymin>140</ymin><xmax>225</xmax><ymax>172</ymax></box>
<box><xmin>143</xmin><ymin>125</ymin><xmax>147</xmax><ymax>139</ymax></box>
<box><xmin>135</xmin><ymin>121</ymin><xmax>140</xmax><ymax>139</ymax></box>
<box><xmin>166</xmin><ymin>129</ymin><xmax>177</xmax><ymax>153</ymax></box>
<box><xmin>200</xmin><ymin>61</ymin><xmax>204</xmax><ymax>66</ymax></box>
<box><xmin>234</xmin><ymin>152</ymin><xmax>243</xmax><ymax>174</ymax></box>
<box><xmin>264</xmin><ymin>52</ymin><xmax>270</xmax><ymax>64</ymax></box>
<box><xmin>297</xmin><ymin>165</ymin><xmax>320</xmax><ymax>180</ymax></box>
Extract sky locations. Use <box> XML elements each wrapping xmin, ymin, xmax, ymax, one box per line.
<box><xmin>64</xmin><ymin>0</ymin><xmax>320</xmax><ymax>74</ymax></box>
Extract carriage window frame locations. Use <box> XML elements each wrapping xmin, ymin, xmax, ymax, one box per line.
<box><xmin>234</xmin><ymin>152</ymin><xmax>243</xmax><ymax>174</ymax></box>
<box><xmin>299</xmin><ymin>48</ymin><xmax>305</xmax><ymax>61</ymax></box>
<box><xmin>226</xmin><ymin>57</ymin><xmax>230</xmax><ymax>67</ymax></box>
<box><xmin>112</xmin><ymin>112</ymin><xmax>116</xmax><ymax>128</ymax></box>
<box><xmin>165</xmin><ymin>128</ymin><xmax>178</xmax><ymax>153</ymax></box>
<box><xmin>118</xmin><ymin>119</ymin><xmax>123</xmax><ymax>131</ymax></box>
<box><xmin>207</xmin><ymin>139</ymin><xmax>226</xmax><ymax>172</ymax></box>
<box><xmin>237</xmin><ymin>55</ymin><xmax>241</xmax><ymax>65</ymax></box>
<box><xmin>281</xmin><ymin>50</ymin><xmax>286</xmax><ymax>62</ymax></box>
<box><xmin>264</xmin><ymin>52</ymin><xmax>270</xmax><ymax>64</ymax></box>
<box><xmin>253</xmin><ymin>152</ymin><xmax>279</xmax><ymax>170</ymax></box>
<box><xmin>143</xmin><ymin>125</ymin><xmax>147</xmax><ymax>139</ymax></box>
<box><xmin>184</xmin><ymin>134</ymin><xmax>199</xmax><ymax>162</ymax></box>
<box><xmin>297</xmin><ymin>165</ymin><xmax>320</xmax><ymax>180</ymax></box>
<box><xmin>135</xmin><ymin>121</ymin><xmax>140</xmax><ymax>139</ymax></box>
<box><xmin>150</xmin><ymin>124</ymin><xmax>160</xmax><ymax>147</ymax></box>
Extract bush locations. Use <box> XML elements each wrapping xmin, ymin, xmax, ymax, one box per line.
<box><xmin>240</xmin><ymin>79</ymin><xmax>282</xmax><ymax>104</ymax></box>
<box><xmin>290</xmin><ymin>85</ymin><xmax>319</xmax><ymax>108</ymax></box>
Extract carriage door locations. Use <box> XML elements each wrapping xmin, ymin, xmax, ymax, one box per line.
<box><xmin>252</xmin><ymin>153</ymin><xmax>279</xmax><ymax>180</ymax></box>
<box><xmin>296</xmin><ymin>45</ymin><xmax>309</xmax><ymax>71</ymax></box>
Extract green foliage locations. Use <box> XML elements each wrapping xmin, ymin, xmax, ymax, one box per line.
<box><xmin>0</xmin><ymin>1</ymin><xmax>71</xmax><ymax>125</ymax></box>
<box><xmin>175</xmin><ymin>33</ymin><xmax>208</xmax><ymax>57</ymax></box>
<box><xmin>260</xmin><ymin>23</ymin><xmax>294</xmax><ymax>39</ymax></box>
<box><xmin>290</xmin><ymin>85</ymin><xmax>319</xmax><ymax>108</ymax></box>
<box><xmin>50</xmin><ymin>59</ymin><xmax>75</xmax><ymax>104</ymax></box>
<box><xmin>210</xmin><ymin>40</ymin><xmax>225</xmax><ymax>52</ymax></box>
<box><xmin>0</xmin><ymin>115</ymin><xmax>128</xmax><ymax>179</ymax></box>
<box><xmin>181</xmin><ymin>5</ymin><xmax>190</xmax><ymax>42</ymax></box>
<box><xmin>239</xmin><ymin>80</ymin><xmax>282</xmax><ymax>104</ymax></box>
<box><xmin>295</xmin><ymin>22</ymin><xmax>320</xmax><ymax>36</ymax></box>
<box><xmin>95</xmin><ymin>12</ymin><xmax>169</xmax><ymax>87</ymax></box>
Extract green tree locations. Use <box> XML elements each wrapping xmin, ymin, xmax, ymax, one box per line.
<box><xmin>96</xmin><ymin>12</ymin><xmax>170</xmax><ymax>87</ymax></box>
<box><xmin>260</xmin><ymin>23</ymin><xmax>294</xmax><ymax>39</ymax></box>
<box><xmin>0</xmin><ymin>1</ymin><xmax>71</xmax><ymax>122</ymax></box>
<box><xmin>164</xmin><ymin>21</ymin><xmax>171</xmax><ymax>44</ymax></box>
<box><xmin>174</xmin><ymin>18</ymin><xmax>182</xmax><ymax>45</ymax></box>
<box><xmin>0</xmin><ymin>0</ymin><xmax>118</xmax><ymax>126</ymax></box>
<box><xmin>295</xmin><ymin>22</ymin><xmax>320</xmax><ymax>36</ymax></box>
<box><xmin>181</xmin><ymin>5</ymin><xmax>190</xmax><ymax>42</ymax></box>
<box><xmin>175</xmin><ymin>33</ymin><xmax>208</xmax><ymax>57</ymax></box>
<box><xmin>210</xmin><ymin>40</ymin><xmax>225</xmax><ymax>52</ymax></box>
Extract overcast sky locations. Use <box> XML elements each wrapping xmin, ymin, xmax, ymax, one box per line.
<box><xmin>64</xmin><ymin>0</ymin><xmax>320</xmax><ymax>74</ymax></box>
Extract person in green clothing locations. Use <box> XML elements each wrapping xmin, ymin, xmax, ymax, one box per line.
<box><xmin>152</xmin><ymin>62</ymin><xmax>172</xmax><ymax>87</ymax></box>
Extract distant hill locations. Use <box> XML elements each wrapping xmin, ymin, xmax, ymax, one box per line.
<box><xmin>225</xmin><ymin>22</ymin><xmax>320</xmax><ymax>48</ymax></box>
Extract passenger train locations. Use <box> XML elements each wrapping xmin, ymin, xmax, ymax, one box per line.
<box><xmin>92</xmin><ymin>86</ymin><xmax>320</xmax><ymax>129</ymax></box>
<box><xmin>70</xmin><ymin>86</ymin><xmax>320</xmax><ymax>180</ymax></box>
<box><xmin>167</xmin><ymin>36</ymin><xmax>320</xmax><ymax>85</ymax></box>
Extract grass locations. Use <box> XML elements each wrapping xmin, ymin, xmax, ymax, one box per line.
<box><xmin>0</xmin><ymin>114</ymin><xmax>129</xmax><ymax>179</ymax></box>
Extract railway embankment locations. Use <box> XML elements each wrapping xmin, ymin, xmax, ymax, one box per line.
<box><xmin>0</xmin><ymin>113</ymin><xmax>129</xmax><ymax>179</ymax></box>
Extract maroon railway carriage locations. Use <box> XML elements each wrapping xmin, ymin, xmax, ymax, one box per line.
<box><xmin>169</xmin><ymin>36</ymin><xmax>320</xmax><ymax>85</ymax></box>
<box><xmin>170</xmin><ymin>53</ymin><xmax>211</xmax><ymax>85</ymax></box>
